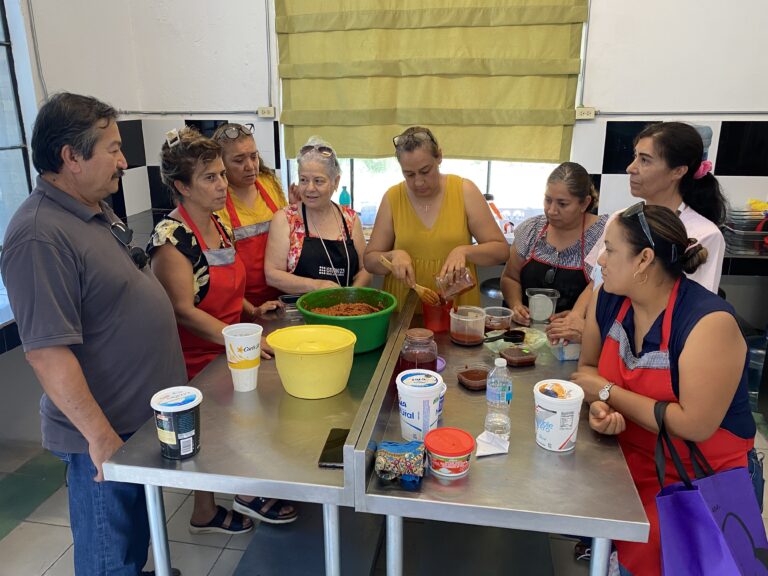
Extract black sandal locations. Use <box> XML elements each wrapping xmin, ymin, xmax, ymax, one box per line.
<box><xmin>233</xmin><ymin>496</ymin><xmax>299</xmax><ymax>524</ymax></box>
<box><xmin>189</xmin><ymin>504</ymin><xmax>253</xmax><ymax>534</ymax></box>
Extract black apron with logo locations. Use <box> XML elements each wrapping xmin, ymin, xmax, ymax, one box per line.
<box><xmin>519</xmin><ymin>217</ymin><xmax>589</xmax><ymax>313</ymax></box>
<box><xmin>293</xmin><ymin>202</ymin><xmax>359</xmax><ymax>286</ymax></box>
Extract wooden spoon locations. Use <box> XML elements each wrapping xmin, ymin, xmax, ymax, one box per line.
<box><xmin>378</xmin><ymin>255</ymin><xmax>441</xmax><ymax>306</ymax></box>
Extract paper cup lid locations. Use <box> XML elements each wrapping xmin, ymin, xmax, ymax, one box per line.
<box><xmin>151</xmin><ymin>386</ymin><xmax>203</xmax><ymax>412</ymax></box>
<box><xmin>396</xmin><ymin>369</ymin><xmax>442</xmax><ymax>388</ymax></box>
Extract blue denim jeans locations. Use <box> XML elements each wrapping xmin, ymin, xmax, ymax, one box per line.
<box><xmin>52</xmin><ymin>444</ymin><xmax>149</xmax><ymax>576</ymax></box>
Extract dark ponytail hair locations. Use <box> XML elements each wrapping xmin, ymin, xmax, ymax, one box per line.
<box><xmin>635</xmin><ymin>122</ymin><xmax>728</xmax><ymax>225</ymax></box>
<box><xmin>547</xmin><ymin>162</ymin><xmax>598</xmax><ymax>212</ymax></box>
<box><xmin>617</xmin><ymin>204</ymin><xmax>708</xmax><ymax>279</ymax></box>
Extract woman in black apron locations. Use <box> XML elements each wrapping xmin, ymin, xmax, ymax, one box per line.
<box><xmin>264</xmin><ymin>138</ymin><xmax>371</xmax><ymax>292</ymax></box>
<box><xmin>501</xmin><ymin>162</ymin><xmax>607</xmax><ymax>330</ymax></box>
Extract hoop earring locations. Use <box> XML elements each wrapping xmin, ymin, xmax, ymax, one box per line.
<box><xmin>633</xmin><ymin>270</ymin><xmax>648</xmax><ymax>285</ymax></box>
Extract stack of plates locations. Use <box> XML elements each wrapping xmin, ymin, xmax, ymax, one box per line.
<box><xmin>721</xmin><ymin>209</ymin><xmax>768</xmax><ymax>256</ymax></box>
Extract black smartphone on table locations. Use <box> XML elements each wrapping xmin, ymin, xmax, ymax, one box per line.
<box><xmin>318</xmin><ymin>428</ymin><xmax>350</xmax><ymax>469</ymax></box>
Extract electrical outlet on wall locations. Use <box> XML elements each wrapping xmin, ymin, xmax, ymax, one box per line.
<box><xmin>575</xmin><ymin>107</ymin><xmax>596</xmax><ymax>120</ymax></box>
<box><xmin>257</xmin><ymin>107</ymin><xmax>276</xmax><ymax>118</ymax></box>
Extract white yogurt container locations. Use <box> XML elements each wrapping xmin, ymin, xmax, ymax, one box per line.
<box><xmin>533</xmin><ymin>379</ymin><xmax>584</xmax><ymax>452</ymax></box>
<box><xmin>396</xmin><ymin>369</ymin><xmax>444</xmax><ymax>441</ymax></box>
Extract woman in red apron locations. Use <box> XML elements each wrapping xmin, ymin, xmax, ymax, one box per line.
<box><xmin>264</xmin><ymin>138</ymin><xmax>371</xmax><ymax>292</ymax></box>
<box><xmin>213</xmin><ymin>123</ymin><xmax>287</xmax><ymax>307</ymax></box>
<box><xmin>150</xmin><ymin>128</ymin><xmax>297</xmax><ymax>536</ymax></box>
<box><xmin>572</xmin><ymin>203</ymin><xmax>755</xmax><ymax>575</ymax></box>
<box><xmin>501</xmin><ymin>162</ymin><xmax>606</xmax><ymax>340</ymax></box>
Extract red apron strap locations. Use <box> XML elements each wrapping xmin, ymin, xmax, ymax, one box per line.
<box><xmin>177</xmin><ymin>203</ymin><xmax>230</xmax><ymax>251</ymax></box>
<box><xmin>523</xmin><ymin>221</ymin><xmax>549</xmax><ymax>266</ymax></box>
<box><xmin>224</xmin><ymin>191</ymin><xmax>242</xmax><ymax>229</ymax></box>
<box><xmin>256</xmin><ymin>180</ymin><xmax>279</xmax><ymax>213</ymax></box>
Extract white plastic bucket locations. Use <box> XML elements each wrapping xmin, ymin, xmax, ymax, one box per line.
<box><xmin>533</xmin><ymin>379</ymin><xmax>584</xmax><ymax>452</ymax></box>
<box><xmin>396</xmin><ymin>369</ymin><xmax>444</xmax><ymax>441</ymax></box>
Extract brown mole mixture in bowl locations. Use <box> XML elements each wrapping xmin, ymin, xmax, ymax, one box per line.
<box><xmin>310</xmin><ymin>302</ymin><xmax>382</xmax><ymax>316</ymax></box>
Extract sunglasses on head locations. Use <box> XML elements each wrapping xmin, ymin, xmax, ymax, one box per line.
<box><xmin>110</xmin><ymin>221</ymin><xmax>149</xmax><ymax>270</ymax></box>
<box><xmin>299</xmin><ymin>144</ymin><xmax>335</xmax><ymax>158</ymax></box>
<box><xmin>392</xmin><ymin>130</ymin><xmax>437</xmax><ymax>149</ymax></box>
<box><xmin>216</xmin><ymin>123</ymin><xmax>255</xmax><ymax>141</ymax></box>
<box><xmin>622</xmin><ymin>202</ymin><xmax>655</xmax><ymax>249</ymax></box>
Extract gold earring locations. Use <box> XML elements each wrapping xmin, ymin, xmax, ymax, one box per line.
<box><xmin>633</xmin><ymin>270</ymin><xmax>648</xmax><ymax>285</ymax></box>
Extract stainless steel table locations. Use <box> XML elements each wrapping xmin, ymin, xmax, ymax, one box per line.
<box><xmin>104</xmin><ymin>310</ymin><xmax>404</xmax><ymax>576</ymax></box>
<box><xmin>354</xmin><ymin>298</ymin><xmax>649</xmax><ymax>576</ymax></box>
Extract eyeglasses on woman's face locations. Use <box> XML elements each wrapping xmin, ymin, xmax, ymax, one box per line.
<box><xmin>216</xmin><ymin>123</ymin><xmax>255</xmax><ymax>141</ymax></box>
<box><xmin>110</xmin><ymin>221</ymin><xmax>149</xmax><ymax>270</ymax></box>
<box><xmin>622</xmin><ymin>201</ymin><xmax>655</xmax><ymax>248</ymax></box>
<box><xmin>392</xmin><ymin>130</ymin><xmax>437</xmax><ymax>149</ymax></box>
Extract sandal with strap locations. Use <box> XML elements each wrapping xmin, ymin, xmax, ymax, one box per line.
<box><xmin>189</xmin><ymin>505</ymin><xmax>253</xmax><ymax>535</ymax></box>
<box><xmin>233</xmin><ymin>496</ymin><xmax>299</xmax><ymax>524</ymax></box>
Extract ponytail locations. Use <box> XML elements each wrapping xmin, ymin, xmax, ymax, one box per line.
<box><xmin>680</xmin><ymin>171</ymin><xmax>728</xmax><ymax>226</ymax></box>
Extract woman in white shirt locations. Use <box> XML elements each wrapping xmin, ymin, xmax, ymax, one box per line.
<box><xmin>548</xmin><ymin>121</ymin><xmax>728</xmax><ymax>344</ymax></box>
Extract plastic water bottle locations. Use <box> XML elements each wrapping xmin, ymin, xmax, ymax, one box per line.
<box><xmin>339</xmin><ymin>185</ymin><xmax>351</xmax><ymax>207</ymax></box>
<box><xmin>485</xmin><ymin>358</ymin><xmax>512</xmax><ymax>439</ymax></box>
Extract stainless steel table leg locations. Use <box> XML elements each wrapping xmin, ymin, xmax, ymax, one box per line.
<box><xmin>145</xmin><ymin>484</ymin><xmax>171</xmax><ymax>576</ymax></box>
<box><xmin>386</xmin><ymin>515</ymin><xmax>403</xmax><ymax>576</ymax></box>
<box><xmin>323</xmin><ymin>503</ymin><xmax>341</xmax><ymax>576</ymax></box>
<box><xmin>590</xmin><ymin>537</ymin><xmax>612</xmax><ymax>576</ymax></box>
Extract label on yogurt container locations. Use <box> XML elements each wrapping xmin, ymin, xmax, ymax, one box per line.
<box><xmin>399</xmin><ymin>370</ymin><xmax>440</xmax><ymax>388</ymax></box>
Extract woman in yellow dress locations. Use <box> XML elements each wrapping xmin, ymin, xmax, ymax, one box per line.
<box><xmin>364</xmin><ymin>126</ymin><xmax>509</xmax><ymax>309</ymax></box>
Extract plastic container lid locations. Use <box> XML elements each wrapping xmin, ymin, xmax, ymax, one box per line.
<box><xmin>151</xmin><ymin>386</ymin><xmax>203</xmax><ymax>413</ymax></box>
<box><xmin>405</xmin><ymin>328</ymin><xmax>434</xmax><ymax>341</ymax></box>
<box><xmin>424</xmin><ymin>427</ymin><xmax>475</xmax><ymax>457</ymax></box>
<box><xmin>397</xmin><ymin>369</ymin><xmax>442</xmax><ymax>388</ymax></box>
<box><xmin>494</xmin><ymin>357</ymin><xmax>506</xmax><ymax>367</ymax></box>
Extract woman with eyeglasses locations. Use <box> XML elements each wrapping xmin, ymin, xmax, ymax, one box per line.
<box><xmin>570</xmin><ymin>204</ymin><xmax>756</xmax><ymax>576</ymax></box>
<box><xmin>500</xmin><ymin>162</ymin><xmax>607</xmax><ymax>328</ymax></box>
<box><xmin>212</xmin><ymin>123</ymin><xmax>289</xmax><ymax>308</ymax></box>
<box><xmin>560</xmin><ymin>123</ymin><xmax>728</xmax><ymax>348</ymax></box>
<box><xmin>264</xmin><ymin>137</ymin><xmax>371</xmax><ymax>292</ymax></box>
<box><xmin>149</xmin><ymin>127</ymin><xmax>296</xmax><ymax>536</ymax></box>
<box><xmin>364</xmin><ymin>126</ymin><xmax>508</xmax><ymax>309</ymax></box>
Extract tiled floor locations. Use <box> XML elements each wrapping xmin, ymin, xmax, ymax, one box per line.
<box><xmin>2</xmin><ymin>432</ymin><xmax>768</xmax><ymax>575</ymax></box>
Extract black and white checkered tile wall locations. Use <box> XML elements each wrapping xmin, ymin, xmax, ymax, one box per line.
<box><xmin>113</xmin><ymin>117</ymin><xmax>281</xmax><ymax>223</ymax></box>
<box><xmin>573</xmin><ymin>119</ymin><xmax>768</xmax><ymax>215</ymax></box>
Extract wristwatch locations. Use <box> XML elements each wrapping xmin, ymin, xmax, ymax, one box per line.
<box><xmin>598</xmin><ymin>382</ymin><xmax>615</xmax><ymax>402</ymax></box>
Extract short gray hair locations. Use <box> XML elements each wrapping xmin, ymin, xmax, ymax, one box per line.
<box><xmin>297</xmin><ymin>136</ymin><xmax>341</xmax><ymax>180</ymax></box>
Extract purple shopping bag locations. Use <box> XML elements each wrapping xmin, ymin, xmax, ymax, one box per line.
<box><xmin>654</xmin><ymin>402</ymin><xmax>768</xmax><ymax>575</ymax></box>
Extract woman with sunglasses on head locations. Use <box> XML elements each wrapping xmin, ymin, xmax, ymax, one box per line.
<box><xmin>500</xmin><ymin>162</ymin><xmax>607</xmax><ymax>328</ymax></box>
<box><xmin>570</xmin><ymin>204</ymin><xmax>756</xmax><ymax>576</ymax></box>
<box><xmin>264</xmin><ymin>136</ymin><xmax>371</xmax><ymax>292</ymax></box>
<box><xmin>212</xmin><ymin>123</ymin><xmax>289</xmax><ymax>308</ymax></box>
<box><xmin>364</xmin><ymin>126</ymin><xmax>508</xmax><ymax>309</ymax></box>
<box><xmin>560</xmin><ymin>122</ymin><xmax>728</xmax><ymax>346</ymax></box>
<box><xmin>149</xmin><ymin>127</ymin><xmax>297</xmax><ymax>536</ymax></box>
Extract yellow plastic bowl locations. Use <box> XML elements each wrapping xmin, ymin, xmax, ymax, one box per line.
<box><xmin>266</xmin><ymin>325</ymin><xmax>357</xmax><ymax>399</ymax></box>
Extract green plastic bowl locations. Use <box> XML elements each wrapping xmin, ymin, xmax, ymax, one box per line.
<box><xmin>296</xmin><ymin>288</ymin><xmax>397</xmax><ymax>354</ymax></box>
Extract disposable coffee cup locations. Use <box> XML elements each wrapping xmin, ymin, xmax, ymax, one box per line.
<box><xmin>396</xmin><ymin>369</ymin><xmax>444</xmax><ymax>441</ymax></box>
<box><xmin>222</xmin><ymin>323</ymin><xmax>263</xmax><ymax>392</ymax></box>
<box><xmin>150</xmin><ymin>386</ymin><xmax>203</xmax><ymax>460</ymax></box>
<box><xmin>533</xmin><ymin>379</ymin><xmax>584</xmax><ymax>452</ymax></box>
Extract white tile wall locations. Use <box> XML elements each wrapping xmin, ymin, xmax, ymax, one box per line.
<box><xmin>596</xmin><ymin>174</ymin><xmax>633</xmax><ymax>215</ymax></box>
<box><xmin>121</xmin><ymin>166</ymin><xmax>152</xmax><ymax>217</ymax></box>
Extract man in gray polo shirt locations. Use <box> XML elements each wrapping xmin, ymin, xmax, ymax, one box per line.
<box><xmin>1</xmin><ymin>93</ymin><xmax>187</xmax><ymax>575</ymax></box>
